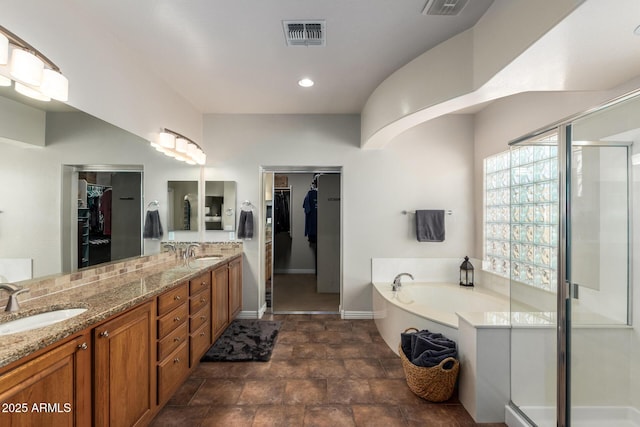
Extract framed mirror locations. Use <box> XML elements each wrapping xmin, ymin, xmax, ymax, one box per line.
<box><xmin>167</xmin><ymin>181</ymin><xmax>199</xmax><ymax>231</ymax></box>
<box><xmin>205</xmin><ymin>181</ymin><xmax>237</xmax><ymax>231</ymax></box>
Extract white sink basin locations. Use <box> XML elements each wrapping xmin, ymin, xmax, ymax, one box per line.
<box><xmin>0</xmin><ymin>308</ymin><xmax>87</xmax><ymax>336</ymax></box>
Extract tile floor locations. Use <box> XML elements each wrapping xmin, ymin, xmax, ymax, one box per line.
<box><xmin>150</xmin><ymin>314</ymin><xmax>507</xmax><ymax>427</ymax></box>
<box><xmin>272</xmin><ymin>274</ymin><xmax>340</xmax><ymax>312</ymax></box>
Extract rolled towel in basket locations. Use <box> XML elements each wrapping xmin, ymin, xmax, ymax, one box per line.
<box><xmin>403</xmin><ymin>329</ymin><xmax>457</xmax><ymax>368</ymax></box>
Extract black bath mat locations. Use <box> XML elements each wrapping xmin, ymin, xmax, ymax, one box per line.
<box><xmin>201</xmin><ymin>319</ymin><xmax>281</xmax><ymax>362</ymax></box>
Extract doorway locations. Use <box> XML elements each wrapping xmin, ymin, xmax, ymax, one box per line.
<box><xmin>262</xmin><ymin>168</ymin><xmax>342</xmax><ymax>314</ymax></box>
<box><xmin>62</xmin><ymin>165</ymin><xmax>143</xmax><ymax>272</ymax></box>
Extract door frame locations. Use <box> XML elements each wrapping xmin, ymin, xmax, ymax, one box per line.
<box><xmin>61</xmin><ymin>164</ymin><xmax>144</xmax><ymax>272</ymax></box>
<box><xmin>259</xmin><ymin>166</ymin><xmax>343</xmax><ymax>315</ymax></box>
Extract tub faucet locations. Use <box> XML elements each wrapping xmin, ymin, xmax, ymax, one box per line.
<box><xmin>0</xmin><ymin>283</ymin><xmax>29</xmax><ymax>312</ymax></box>
<box><xmin>392</xmin><ymin>273</ymin><xmax>414</xmax><ymax>291</ymax></box>
<box><xmin>163</xmin><ymin>243</ymin><xmax>177</xmax><ymax>254</ymax></box>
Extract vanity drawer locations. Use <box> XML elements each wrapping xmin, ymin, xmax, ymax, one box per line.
<box><xmin>157</xmin><ymin>282</ymin><xmax>188</xmax><ymax>316</ymax></box>
<box><xmin>189</xmin><ymin>271</ymin><xmax>211</xmax><ymax>295</ymax></box>
<box><xmin>157</xmin><ymin>303</ymin><xmax>188</xmax><ymax>339</ymax></box>
<box><xmin>157</xmin><ymin>322</ymin><xmax>188</xmax><ymax>361</ymax></box>
<box><xmin>190</xmin><ymin>321</ymin><xmax>211</xmax><ymax>367</ymax></box>
<box><xmin>189</xmin><ymin>287</ymin><xmax>210</xmax><ymax>313</ymax></box>
<box><xmin>190</xmin><ymin>303</ymin><xmax>210</xmax><ymax>332</ymax></box>
<box><xmin>157</xmin><ymin>342</ymin><xmax>189</xmax><ymax>404</ymax></box>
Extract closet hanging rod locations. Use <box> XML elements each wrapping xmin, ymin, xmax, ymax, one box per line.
<box><xmin>402</xmin><ymin>210</ymin><xmax>453</xmax><ymax>216</ymax></box>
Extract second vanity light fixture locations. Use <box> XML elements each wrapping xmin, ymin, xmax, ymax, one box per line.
<box><xmin>0</xmin><ymin>25</ymin><xmax>69</xmax><ymax>102</ymax></box>
<box><xmin>151</xmin><ymin>129</ymin><xmax>207</xmax><ymax>165</ymax></box>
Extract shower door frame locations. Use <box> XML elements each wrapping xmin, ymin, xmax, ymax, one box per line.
<box><xmin>508</xmin><ymin>88</ymin><xmax>639</xmax><ymax>427</ymax></box>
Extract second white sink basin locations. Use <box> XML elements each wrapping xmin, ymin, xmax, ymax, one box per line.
<box><xmin>0</xmin><ymin>308</ymin><xmax>87</xmax><ymax>336</ymax></box>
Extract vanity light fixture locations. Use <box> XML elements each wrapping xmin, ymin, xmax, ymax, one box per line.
<box><xmin>0</xmin><ymin>25</ymin><xmax>69</xmax><ymax>102</ymax></box>
<box><xmin>151</xmin><ymin>129</ymin><xmax>206</xmax><ymax>166</ymax></box>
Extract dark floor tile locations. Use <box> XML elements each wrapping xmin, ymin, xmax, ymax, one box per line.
<box><xmin>339</xmin><ymin>331</ymin><xmax>374</xmax><ymax>344</ymax></box>
<box><xmin>400</xmin><ymin>404</ymin><xmax>477</xmax><ymax>427</ymax></box>
<box><xmin>310</xmin><ymin>330</ymin><xmax>345</xmax><ymax>344</ymax></box>
<box><xmin>308</xmin><ymin>359</ymin><xmax>348</xmax><ymax>378</ymax></box>
<box><xmin>325</xmin><ymin>320</ymin><xmax>354</xmax><ymax>332</ymax></box>
<box><xmin>192</xmin><ymin>361</ymin><xmax>270</xmax><ymax>379</ymax></box>
<box><xmin>351</xmin><ymin>404</ymin><xmax>407</xmax><ymax>427</ymax></box>
<box><xmin>292</xmin><ymin>343</ymin><xmax>328</xmax><ymax>359</ymax></box>
<box><xmin>150</xmin><ymin>405</ymin><xmax>209</xmax><ymax>427</ymax></box>
<box><xmin>253</xmin><ymin>405</ymin><xmax>305</xmax><ymax>426</ymax></box>
<box><xmin>284</xmin><ymin>379</ymin><xmax>327</xmax><ymax>404</ymax></box>
<box><xmin>293</xmin><ymin>320</ymin><xmax>327</xmax><ymax>332</ymax></box>
<box><xmin>344</xmin><ymin>359</ymin><xmax>386</xmax><ymax>378</ymax></box>
<box><xmin>327</xmin><ymin>378</ymin><xmax>374</xmax><ymax>404</ymax></box>
<box><xmin>369</xmin><ymin>379</ymin><xmax>425</xmax><ymax>405</ymax></box>
<box><xmin>237</xmin><ymin>379</ymin><xmax>286</xmax><ymax>405</ymax></box>
<box><xmin>379</xmin><ymin>357</ymin><xmax>406</xmax><ymax>379</ymax></box>
<box><xmin>271</xmin><ymin>342</ymin><xmax>294</xmax><ymax>360</ymax></box>
<box><xmin>268</xmin><ymin>359</ymin><xmax>311</xmax><ymax>378</ymax></box>
<box><xmin>303</xmin><ymin>405</ymin><xmax>356</xmax><ymax>427</ymax></box>
<box><xmin>326</xmin><ymin>343</ymin><xmax>363</xmax><ymax>359</ymax></box>
<box><xmin>166</xmin><ymin>377</ymin><xmax>204</xmax><ymax>405</ymax></box>
<box><xmin>200</xmin><ymin>406</ymin><xmax>256</xmax><ymax>427</ymax></box>
<box><xmin>190</xmin><ymin>378</ymin><xmax>244</xmax><ymax>405</ymax></box>
<box><xmin>278</xmin><ymin>330</ymin><xmax>312</xmax><ymax>344</ymax></box>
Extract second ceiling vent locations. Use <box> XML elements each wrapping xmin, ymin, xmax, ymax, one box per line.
<box><xmin>283</xmin><ymin>20</ymin><xmax>326</xmax><ymax>47</ymax></box>
<box><xmin>422</xmin><ymin>0</ymin><xmax>469</xmax><ymax>16</ymax></box>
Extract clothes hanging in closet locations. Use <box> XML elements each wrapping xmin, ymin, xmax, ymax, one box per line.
<box><xmin>183</xmin><ymin>198</ymin><xmax>191</xmax><ymax>230</ymax></box>
<box><xmin>100</xmin><ymin>188</ymin><xmax>112</xmax><ymax>236</ymax></box>
<box><xmin>303</xmin><ymin>188</ymin><xmax>317</xmax><ymax>243</ymax></box>
<box><xmin>274</xmin><ymin>191</ymin><xmax>290</xmax><ymax>233</ymax></box>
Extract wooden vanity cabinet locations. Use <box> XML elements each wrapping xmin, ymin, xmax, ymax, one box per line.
<box><xmin>229</xmin><ymin>257</ymin><xmax>243</xmax><ymax>320</ymax></box>
<box><xmin>188</xmin><ymin>271</ymin><xmax>212</xmax><ymax>367</ymax></box>
<box><xmin>156</xmin><ymin>282</ymin><xmax>189</xmax><ymax>406</ymax></box>
<box><xmin>94</xmin><ymin>301</ymin><xmax>155</xmax><ymax>427</ymax></box>
<box><xmin>0</xmin><ymin>332</ymin><xmax>91</xmax><ymax>427</ymax></box>
<box><xmin>211</xmin><ymin>264</ymin><xmax>230</xmax><ymax>341</ymax></box>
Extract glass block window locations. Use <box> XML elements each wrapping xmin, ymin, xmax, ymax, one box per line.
<box><xmin>484</xmin><ymin>137</ymin><xmax>559</xmax><ymax>292</ymax></box>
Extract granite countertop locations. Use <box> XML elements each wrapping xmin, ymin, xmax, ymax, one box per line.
<box><xmin>0</xmin><ymin>253</ymin><xmax>241</xmax><ymax>369</ymax></box>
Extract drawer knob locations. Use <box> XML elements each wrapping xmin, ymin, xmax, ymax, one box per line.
<box><xmin>174</xmin><ymin>337</ymin><xmax>181</xmax><ymax>343</ymax></box>
<box><xmin>200</xmin><ymin>315</ymin><xmax>206</xmax><ymax>321</ymax></box>
<box><xmin>199</xmin><ymin>332</ymin><xmax>205</xmax><ymax>337</ymax></box>
<box><xmin>200</xmin><ymin>298</ymin><xmax>206</xmax><ymax>303</ymax></box>
<box><xmin>174</xmin><ymin>295</ymin><xmax>181</xmax><ymax>301</ymax></box>
<box><xmin>78</xmin><ymin>342</ymin><xmax>88</xmax><ymax>350</ymax></box>
<box><xmin>174</xmin><ymin>316</ymin><xmax>181</xmax><ymax>322</ymax></box>
<box><xmin>174</xmin><ymin>357</ymin><xmax>181</xmax><ymax>364</ymax></box>
<box><xmin>99</xmin><ymin>330</ymin><xmax>109</xmax><ymax>338</ymax></box>
<box><xmin>201</xmin><ymin>281</ymin><xmax>206</xmax><ymax>286</ymax></box>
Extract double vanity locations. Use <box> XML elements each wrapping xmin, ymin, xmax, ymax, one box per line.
<box><xmin>0</xmin><ymin>243</ymin><xmax>243</xmax><ymax>426</ymax></box>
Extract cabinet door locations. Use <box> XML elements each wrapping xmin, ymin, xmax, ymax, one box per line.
<box><xmin>94</xmin><ymin>302</ymin><xmax>155</xmax><ymax>427</ymax></box>
<box><xmin>229</xmin><ymin>258</ymin><xmax>243</xmax><ymax>320</ymax></box>
<box><xmin>211</xmin><ymin>264</ymin><xmax>229</xmax><ymax>341</ymax></box>
<box><xmin>0</xmin><ymin>333</ymin><xmax>91</xmax><ymax>427</ymax></box>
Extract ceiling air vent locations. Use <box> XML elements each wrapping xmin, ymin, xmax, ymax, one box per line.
<box><xmin>283</xmin><ymin>20</ymin><xmax>326</xmax><ymax>47</ymax></box>
<box><xmin>421</xmin><ymin>0</ymin><xmax>469</xmax><ymax>16</ymax></box>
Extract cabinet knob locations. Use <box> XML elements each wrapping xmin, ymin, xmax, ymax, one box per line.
<box><xmin>174</xmin><ymin>337</ymin><xmax>181</xmax><ymax>343</ymax></box>
<box><xmin>78</xmin><ymin>342</ymin><xmax>88</xmax><ymax>350</ymax></box>
<box><xmin>174</xmin><ymin>316</ymin><xmax>181</xmax><ymax>322</ymax></box>
<box><xmin>200</xmin><ymin>315</ymin><xmax>206</xmax><ymax>321</ymax></box>
<box><xmin>99</xmin><ymin>330</ymin><xmax>109</xmax><ymax>338</ymax></box>
<box><xmin>201</xmin><ymin>281</ymin><xmax>207</xmax><ymax>287</ymax></box>
<box><xmin>174</xmin><ymin>295</ymin><xmax>181</xmax><ymax>301</ymax></box>
<box><xmin>199</xmin><ymin>332</ymin><xmax>205</xmax><ymax>337</ymax></box>
<box><xmin>173</xmin><ymin>357</ymin><xmax>180</xmax><ymax>364</ymax></box>
<box><xmin>200</xmin><ymin>298</ymin><xmax>206</xmax><ymax>303</ymax></box>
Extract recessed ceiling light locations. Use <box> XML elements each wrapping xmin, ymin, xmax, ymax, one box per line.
<box><xmin>298</xmin><ymin>78</ymin><xmax>314</xmax><ymax>87</ymax></box>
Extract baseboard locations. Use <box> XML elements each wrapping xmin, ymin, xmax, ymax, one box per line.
<box><xmin>273</xmin><ymin>269</ymin><xmax>315</xmax><ymax>274</ymax></box>
<box><xmin>236</xmin><ymin>309</ymin><xmax>261</xmax><ymax>319</ymax></box>
<box><xmin>341</xmin><ymin>310</ymin><xmax>374</xmax><ymax>319</ymax></box>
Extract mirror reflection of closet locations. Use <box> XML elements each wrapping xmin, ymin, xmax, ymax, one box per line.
<box><xmin>204</xmin><ymin>181</ymin><xmax>237</xmax><ymax>231</ymax></box>
<box><xmin>167</xmin><ymin>180</ymin><xmax>198</xmax><ymax>231</ymax></box>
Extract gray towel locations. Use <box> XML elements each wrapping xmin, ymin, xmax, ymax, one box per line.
<box><xmin>237</xmin><ymin>210</ymin><xmax>254</xmax><ymax>239</ymax></box>
<box><xmin>143</xmin><ymin>210</ymin><xmax>163</xmax><ymax>239</ymax></box>
<box><xmin>415</xmin><ymin>210</ymin><xmax>445</xmax><ymax>242</ymax></box>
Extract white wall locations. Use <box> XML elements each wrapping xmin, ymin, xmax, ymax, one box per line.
<box><xmin>202</xmin><ymin>113</ymin><xmax>475</xmax><ymax>315</ymax></box>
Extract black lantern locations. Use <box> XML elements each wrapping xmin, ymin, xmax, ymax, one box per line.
<box><xmin>459</xmin><ymin>256</ymin><xmax>474</xmax><ymax>287</ymax></box>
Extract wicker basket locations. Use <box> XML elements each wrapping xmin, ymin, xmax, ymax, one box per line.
<box><xmin>398</xmin><ymin>328</ymin><xmax>459</xmax><ymax>402</ymax></box>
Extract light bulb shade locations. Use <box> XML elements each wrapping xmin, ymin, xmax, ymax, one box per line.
<box><xmin>10</xmin><ymin>49</ymin><xmax>44</xmax><ymax>86</ymax></box>
<box><xmin>158</xmin><ymin>131</ymin><xmax>175</xmax><ymax>148</ymax></box>
<box><xmin>196</xmin><ymin>150</ymin><xmax>207</xmax><ymax>165</ymax></box>
<box><xmin>14</xmin><ymin>82</ymin><xmax>50</xmax><ymax>101</ymax></box>
<box><xmin>0</xmin><ymin>74</ymin><xmax>10</xmax><ymax>87</ymax></box>
<box><xmin>0</xmin><ymin>34</ymin><xmax>8</xmax><ymax>65</ymax></box>
<box><xmin>187</xmin><ymin>142</ymin><xmax>198</xmax><ymax>157</ymax></box>
<box><xmin>40</xmin><ymin>69</ymin><xmax>68</xmax><ymax>101</ymax></box>
<box><xmin>175</xmin><ymin>137</ymin><xmax>188</xmax><ymax>153</ymax></box>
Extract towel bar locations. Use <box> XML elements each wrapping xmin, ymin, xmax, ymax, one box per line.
<box><xmin>402</xmin><ymin>210</ymin><xmax>453</xmax><ymax>215</ymax></box>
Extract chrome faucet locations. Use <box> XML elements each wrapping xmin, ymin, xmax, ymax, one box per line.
<box><xmin>163</xmin><ymin>242</ymin><xmax>177</xmax><ymax>254</ymax></box>
<box><xmin>184</xmin><ymin>243</ymin><xmax>200</xmax><ymax>266</ymax></box>
<box><xmin>0</xmin><ymin>283</ymin><xmax>29</xmax><ymax>312</ymax></box>
<box><xmin>392</xmin><ymin>273</ymin><xmax>414</xmax><ymax>291</ymax></box>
